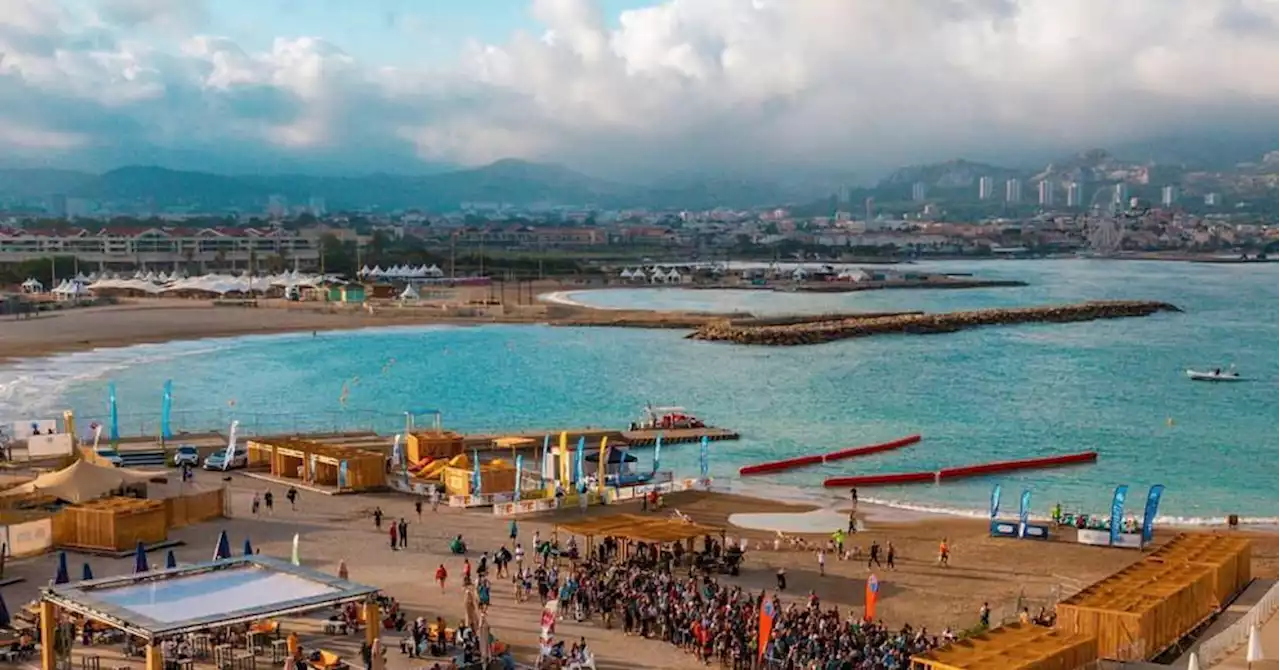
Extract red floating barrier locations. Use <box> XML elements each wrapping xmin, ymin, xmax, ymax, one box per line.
<box><xmin>739</xmin><ymin>434</ymin><xmax>922</xmax><ymax>476</ymax></box>
<box><xmin>822</xmin><ymin>450</ymin><xmax>1098</xmax><ymax>488</ymax></box>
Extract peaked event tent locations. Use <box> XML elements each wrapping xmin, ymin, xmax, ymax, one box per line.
<box><xmin>0</xmin><ymin>459</ymin><xmax>154</xmax><ymax>503</ymax></box>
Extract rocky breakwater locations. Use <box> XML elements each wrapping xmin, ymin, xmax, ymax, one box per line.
<box><xmin>687</xmin><ymin>300</ymin><xmax>1182</xmax><ymax>346</ymax></box>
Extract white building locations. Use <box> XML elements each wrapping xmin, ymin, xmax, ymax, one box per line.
<box><xmin>1005</xmin><ymin>179</ymin><xmax>1022</xmax><ymax>204</ymax></box>
<box><xmin>1065</xmin><ymin>182</ymin><xmax>1082</xmax><ymax>207</ymax></box>
<box><xmin>911</xmin><ymin>182</ymin><xmax>928</xmax><ymax>202</ymax></box>
<box><xmin>1038</xmin><ymin>181</ymin><xmax>1054</xmax><ymax>207</ymax></box>
<box><xmin>1161</xmin><ymin>185</ymin><xmax>1179</xmax><ymax>207</ymax></box>
<box><xmin>0</xmin><ymin>226</ymin><xmax>320</xmax><ymax>271</ymax></box>
<box><xmin>979</xmin><ymin>176</ymin><xmax>996</xmax><ymax>200</ymax></box>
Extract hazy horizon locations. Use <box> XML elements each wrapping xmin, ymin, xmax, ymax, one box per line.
<box><xmin>1</xmin><ymin>0</ymin><xmax>1276</xmax><ymax>180</ymax></box>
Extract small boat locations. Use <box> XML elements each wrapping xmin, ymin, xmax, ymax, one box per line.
<box><xmin>1186</xmin><ymin>367</ymin><xmax>1243</xmax><ymax>382</ymax></box>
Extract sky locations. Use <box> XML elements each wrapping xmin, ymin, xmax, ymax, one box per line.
<box><xmin>0</xmin><ymin>0</ymin><xmax>1276</xmax><ymax>181</ymax></box>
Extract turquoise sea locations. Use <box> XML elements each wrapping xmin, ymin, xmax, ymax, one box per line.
<box><xmin>1</xmin><ymin>260</ymin><xmax>1275</xmax><ymax>525</ymax></box>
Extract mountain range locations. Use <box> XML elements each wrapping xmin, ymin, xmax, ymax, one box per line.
<box><xmin>0</xmin><ymin>160</ymin><xmax>807</xmax><ymax>212</ymax></box>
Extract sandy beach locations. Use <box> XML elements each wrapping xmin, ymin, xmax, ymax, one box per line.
<box><xmin>1</xmin><ymin>291</ymin><xmax>1276</xmax><ymax>669</ymax></box>
<box><xmin>2</xmin><ymin>468</ymin><xmax>1275</xmax><ymax>670</ymax></box>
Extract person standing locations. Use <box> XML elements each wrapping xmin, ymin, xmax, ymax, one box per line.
<box><xmin>817</xmin><ymin>549</ymin><xmax>826</xmax><ymax>576</ymax></box>
<box><xmin>508</xmin><ymin>519</ymin><xmax>518</xmax><ymax>543</ymax></box>
<box><xmin>414</xmin><ymin>499</ymin><xmax>423</xmax><ymax>520</ymax></box>
<box><xmin>398</xmin><ymin>518</ymin><xmax>408</xmax><ymax>549</ymax></box>
<box><xmin>434</xmin><ymin>564</ymin><xmax>448</xmax><ymax>592</ymax></box>
<box><xmin>389</xmin><ymin>521</ymin><xmax>398</xmax><ymax>551</ymax></box>
<box><xmin>251</xmin><ymin>492</ymin><xmax>261</xmax><ymax>515</ymax></box>
<box><xmin>373</xmin><ymin>506</ymin><xmax>383</xmax><ymax>529</ymax></box>
<box><xmin>430</xmin><ymin>488</ymin><xmax>440</xmax><ymax>512</ymax></box>
<box><xmin>886</xmin><ymin>542</ymin><xmax>896</xmax><ymax>570</ymax></box>
<box><xmin>867</xmin><ymin>541</ymin><xmax>882</xmax><ymax>569</ymax></box>
<box><xmin>263</xmin><ymin>490</ymin><xmax>274</xmax><ymax>514</ymax></box>
<box><xmin>938</xmin><ymin>538</ymin><xmax>950</xmax><ymax>567</ymax></box>
<box><xmin>286</xmin><ymin>486</ymin><xmax>298</xmax><ymax>510</ymax></box>
<box><xmin>775</xmin><ymin>567</ymin><xmax>787</xmax><ymax>591</ymax></box>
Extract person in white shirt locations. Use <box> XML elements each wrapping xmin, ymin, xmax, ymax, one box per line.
<box><xmin>817</xmin><ymin>549</ymin><xmax>826</xmax><ymax>576</ymax></box>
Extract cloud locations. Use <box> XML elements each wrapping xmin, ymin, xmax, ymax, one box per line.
<box><xmin>0</xmin><ymin>0</ymin><xmax>1275</xmax><ymax>179</ymax></box>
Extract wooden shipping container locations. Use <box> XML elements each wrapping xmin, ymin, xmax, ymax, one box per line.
<box><xmin>53</xmin><ymin>497</ymin><xmax>167</xmax><ymax>551</ymax></box>
<box><xmin>1055</xmin><ymin>560</ymin><xmax>1218</xmax><ymax>661</ymax></box>
<box><xmin>1144</xmin><ymin>533</ymin><xmax>1253</xmax><ymax>606</ymax></box>
<box><xmin>911</xmin><ymin>623</ymin><xmax>1097</xmax><ymax>670</ymax></box>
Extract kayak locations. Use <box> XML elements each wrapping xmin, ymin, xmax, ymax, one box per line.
<box><xmin>1186</xmin><ymin>369</ymin><xmax>1243</xmax><ymax>382</ymax></box>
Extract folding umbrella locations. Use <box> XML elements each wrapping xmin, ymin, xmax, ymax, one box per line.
<box><xmin>81</xmin><ymin>563</ymin><xmax>94</xmax><ymax>581</ymax></box>
<box><xmin>53</xmin><ymin>552</ymin><xmax>69</xmax><ymax>585</ymax></box>
<box><xmin>165</xmin><ymin>550</ymin><xmax>178</xmax><ymax>569</ymax></box>
<box><xmin>243</xmin><ymin>538</ymin><xmax>254</xmax><ymax>556</ymax></box>
<box><xmin>214</xmin><ymin>530</ymin><xmax>231</xmax><ymax>560</ymax></box>
<box><xmin>0</xmin><ymin>591</ymin><xmax>9</xmax><ymax>629</ymax></box>
<box><xmin>133</xmin><ymin>541</ymin><xmax>149</xmax><ymax>573</ymax></box>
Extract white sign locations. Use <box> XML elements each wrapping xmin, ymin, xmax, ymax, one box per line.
<box><xmin>11</xmin><ymin>420</ymin><xmax>58</xmax><ymax>440</ymax></box>
<box><xmin>1076</xmin><ymin>528</ymin><xmax>1143</xmax><ymax>549</ymax></box>
<box><xmin>26</xmin><ymin>433</ymin><xmax>74</xmax><ymax>459</ymax></box>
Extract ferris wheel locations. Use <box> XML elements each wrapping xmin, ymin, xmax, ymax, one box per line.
<box><xmin>1085</xmin><ymin>213</ymin><xmax>1125</xmax><ymax>255</ymax></box>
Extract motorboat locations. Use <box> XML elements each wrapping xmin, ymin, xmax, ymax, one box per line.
<box><xmin>1186</xmin><ymin>367</ymin><xmax>1243</xmax><ymax>382</ymax></box>
<box><xmin>631</xmin><ymin>404</ymin><xmax>706</xmax><ymax>430</ymax></box>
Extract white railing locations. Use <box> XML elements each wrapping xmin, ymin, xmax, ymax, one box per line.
<box><xmin>1200</xmin><ymin>581</ymin><xmax>1279</xmax><ymax>667</ymax></box>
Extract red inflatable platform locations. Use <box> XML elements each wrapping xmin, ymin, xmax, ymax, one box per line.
<box><xmin>822</xmin><ymin>450</ymin><xmax>1098</xmax><ymax>488</ymax></box>
<box><xmin>739</xmin><ymin>434</ymin><xmax>922</xmax><ymax>476</ymax></box>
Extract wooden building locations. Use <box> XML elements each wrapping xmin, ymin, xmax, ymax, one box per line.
<box><xmin>52</xmin><ymin>497</ymin><xmax>167</xmax><ymax>552</ymax></box>
<box><xmin>910</xmin><ymin>623</ymin><xmax>1097</xmax><ymax>670</ymax></box>
<box><xmin>406</xmin><ymin>430</ymin><xmax>465</xmax><ymax>463</ymax></box>
<box><xmin>441</xmin><ymin>457</ymin><xmax>516</xmax><ymax>496</ymax></box>
<box><xmin>248</xmin><ymin>438</ymin><xmax>386</xmax><ymax>492</ymax></box>
<box><xmin>1055</xmin><ymin>558</ymin><xmax>1219</xmax><ymax>661</ymax></box>
<box><xmin>1142</xmin><ymin>533</ymin><xmax>1253</xmax><ymax>607</ymax></box>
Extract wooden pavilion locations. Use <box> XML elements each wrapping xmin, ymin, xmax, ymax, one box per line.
<box><xmin>910</xmin><ymin>622</ymin><xmax>1097</xmax><ymax>670</ymax></box>
<box><xmin>247</xmin><ymin>438</ymin><xmax>385</xmax><ymax>492</ymax></box>
<box><xmin>556</xmin><ymin>513</ymin><xmax>724</xmax><ymax>561</ymax></box>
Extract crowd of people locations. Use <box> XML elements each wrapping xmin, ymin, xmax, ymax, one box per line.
<box><xmin>519</xmin><ymin>535</ymin><xmax>946</xmax><ymax>670</ymax></box>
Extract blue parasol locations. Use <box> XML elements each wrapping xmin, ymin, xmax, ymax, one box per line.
<box><xmin>214</xmin><ymin>530</ymin><xmax>231</xmax><ymax>560</ymax></box>
<box><xmin>53</xmin><ymin>552</ymin><xmax>69</xmax><ymax>585</ymax></box>
<box><xmin>243</xmin><ymin>538</ymin><xmax>254</xmax><ymax>556</ymax></box>
<box><xmin>133</xmin><ymin>541</ymin><xmax>149</xmax><ymax>573</ymax></box>
<box><xmin>81</xmin><ymin>563</ymin><xmax>94</xmax><ymax>581</ymax></box>
<box><xmin>165</xmin><ymin>549</ymin><xmax>177</xmax><ymax>569</ymax></box>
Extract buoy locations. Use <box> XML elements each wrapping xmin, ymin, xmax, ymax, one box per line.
<box><xmin>1166</xmin><ymin>417</ymin><xmax>1175</xmax><ymax>426</ymax></box>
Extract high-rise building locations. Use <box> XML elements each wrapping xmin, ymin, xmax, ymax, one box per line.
<box><xmin>308</xmin><ymin>196</ymin><xmax>327</xmax><ymax>216</ymax></box>
<box><xmin>978</xmin><ymin>176</ymin><xmax>995</xmax><ymax>200</ymax></box>
<box><xmin>911</xmin><ymin>182</ymin><xmax>927</xmax><ymax>202</ymax></box>
<box><xmin>1160</xmin><ymin>185</ymin><xmax>1179</xmax><ymax>207</ymax></box>
<box><xmin>1065</xmin><ymin>182</ymin><xmax>1082</xmax><ymax>207</ymax></box>
<box><xmin>1005</xmin><ymin>179</ymin><xmax>1022</xmax><ymax>204</ymax></box>
<box><xmin>864</xmin><ymin>196</ymin><xmax>876</xmax><ymax>226</ymax></box>
<box><xmin>1037</xmin><ymin>180</ymin><xmax>1054</xmax><ymax>207</ymax></box>
<box><xmin>1204</xmin><ymin>193</ymin><xmax>1220</xmax><ymax>207</ymax></box>
<box><xmin>46</xmin><ymin>193</ymin><xmax>67</xmax><ymax>218</ymax></box>
<box><xmin>1112</xmin><ymin>183</ymin><xmax>1129</xmax><ymax>207</ymax></box>
<box><xmin>836</xmin><ymin>186</ymin><xmax>851</xmax><ymax>205</ymax></box>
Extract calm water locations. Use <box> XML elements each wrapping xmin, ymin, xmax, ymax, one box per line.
<box><xmin>2</xmin><ymin>260</ymin><xmax>1276</xmax><ymax>524</ymax></box>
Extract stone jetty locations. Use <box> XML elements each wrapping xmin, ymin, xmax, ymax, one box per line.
<box><xmin>687</xmin><ymin>300</ymin><xmax>1181</xmax><ymax>346</ymax></box>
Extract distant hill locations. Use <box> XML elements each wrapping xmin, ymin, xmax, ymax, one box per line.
<box><xmin>878</xmin><ymin>159</ymin><xmax>1019</xmax><ymax>190</ymax></box>
<box><xmin>0</xmin><ymin>160</ymin><xmax>801</xmax><ymax>210</ymax></box>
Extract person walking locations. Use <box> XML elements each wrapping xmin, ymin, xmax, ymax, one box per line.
<box><xmin>286</xmin><ymin>486</ymin><xmax>298</xmax><ymax>510</ymax></box>
<box><xmin>398</xmin><ymin>518</ymin><xmax>408</xmax><ymax>549</ymax></box>
<box><xmin>817</xmin><ymin>549</ymin><xmax>826</xmax><ymax>576</ymax></box>
<box><xmin>886</xmin><ymin>542</ymin><xmax>896</xmax><ymax>570</ymax></box>
<box><xmin>263</xmin><ymin>490</ymin><xmax>274</xmax><ymax>514</ymax></box>
<box><xmin>373</xmin><ymin>506</ymin><xmax>383</xmax><ymax>529</ymax></box>
<box><xmin>867</xmin><ymin>541</ymin><xmax>882</xmax><ymax>569</ymax></box>
<box><xmin>434</xmin><ymin>564</ymin><xmax>447</xmax><ymax>592</ymax></box>
<box><xmin>775</xmin><ymin>567</ymin><xmax>787</xmax><ymax>591</ymax></box>
<box><xmin>508</xmin><ymin>519</ymin><xmax>518</xmax><ymax>543</ymax></box>
<box><xmin>430</xmin><ymin>488</ymin><xmax>440</xmax><ymax>512</ymax></box>
<box><xmin>414</xmin><ymin>499</ymin><xmax>423</xmax><ymax>520</ymax></box>
<box><xmin>938</xmin><ymin>538</ymin><xmax>950</xmax><ymax>567</ymax></box>
<box><xmin>251</xmin><ymin>492</ymin><xmax>261</xmax><ymax>515</ymax></box>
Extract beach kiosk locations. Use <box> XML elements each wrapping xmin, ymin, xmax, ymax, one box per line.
<box><xmin>38</xmin><ymin>555</ymin><xmax>380</xmax><ymax>670</ymax></box>
<box><xmin>247</xmin><ymin>438</ymin><xmax>386</xmax><ymax>492</ymax></box>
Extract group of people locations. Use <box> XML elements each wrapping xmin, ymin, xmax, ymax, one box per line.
<box><xmin>520</xmin><ymin>537</ymin><xmax>944</xmax><ymax>669</ymax></box>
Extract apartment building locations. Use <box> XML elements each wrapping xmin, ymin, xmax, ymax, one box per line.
<box><xmin>0</xmin><ymin>226</ymin><xmax>321</xmax><ymax>271</ymax></box>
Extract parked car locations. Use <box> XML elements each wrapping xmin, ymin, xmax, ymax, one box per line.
<box><xmin>172</xmin><ymin>445</ymin><xmax>200</xmax><ymax>467</ymax></box>
<box><xmin>203</xmin><ymin>446</ymin><xmax>248</xmax><ymax>470</ymax></box>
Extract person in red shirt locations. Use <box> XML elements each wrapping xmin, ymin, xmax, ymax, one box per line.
<box><xmin>434</xmin><ymin>564</ymin><xmax>448</xmax><ymax>592</ymax></box>
<box><xmin>389</xmin><ymin>523</ymin><xmax>398</xmax><ymax>551</ymax></box>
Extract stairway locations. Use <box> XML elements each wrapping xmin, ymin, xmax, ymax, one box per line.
<box><xmin>97</xmin><ymin>448</ymin><xmax>168</xmax><ymax>468</ymax></box>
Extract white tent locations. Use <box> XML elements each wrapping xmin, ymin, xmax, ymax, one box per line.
<box><xmin>425</xmin><ymin>264</ymin><xmax>444</xmax><ymax>278</ymax></box>
<box><xmin>399</xmin><ymin>284</ymin><xmax>420</xmax><ymax>301</ymax></box>
<box><xmin>665</xmin><ymin>268</ymin><xmax>683</xmax><ymax>283</ymax></box>
<box><xmin>359</xmin><ymin>265</ymin><xmax>372</xmax><ymax>277</ymax></box>
<box><xmin>619</xmin><ymin>268</ymin><xmax>634</xmax><ymax>279</ymax></box>
<box><xmin>837</xmin><ymin>269</ymin><xmax>869</xmax><ymax>282</ymax></box>
<box><xmin>20</xmin><ymin>278</ymin><xmax>43</xmax><ymax>293</ymax></box>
